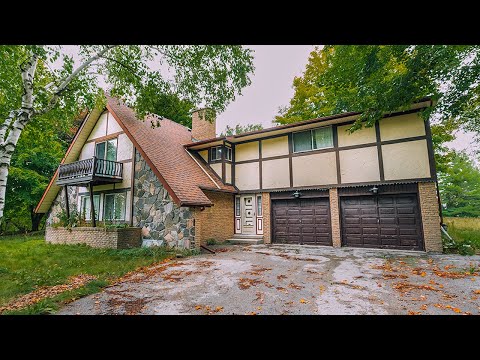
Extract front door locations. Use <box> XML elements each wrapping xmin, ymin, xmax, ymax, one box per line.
<box><xmin>241</xmin><ymin>195</ymin><xmax>255</xmax><ymax>234</ymax></box>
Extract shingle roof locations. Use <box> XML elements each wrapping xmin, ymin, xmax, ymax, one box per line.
<box><xmin>106</xmin><ymin>96</ymin><xmax>236</xmax><ymax>207</ymax></box>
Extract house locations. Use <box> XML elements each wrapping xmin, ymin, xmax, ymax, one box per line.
<box><xmin>35</xmin><ymin>96</ymin><xmax>442</xmax><ymax>252</ymax></box>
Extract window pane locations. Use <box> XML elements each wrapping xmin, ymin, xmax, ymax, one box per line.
<box><xmin>312</xmin><ymin>127</ymin><xmax>333</xmax><ymax>149</ymax></box>
<box><xmin>82</xmin><ymin>195</ymin><xmax>100</xmax><ymax>220</ymax></box>
<box><xmin>226</xmin><ymin>147</ymin><xmax>232</xmax><ymax>161</ymax></box>
<box><xmin>217</xmin><ymin>147</ymin><xmax>223</xmax><ymax>160</ymax></box>
<box><xmin>211</xmin><ymin>148</ymin><xmax>217</xmax><ymax>161</ymax></box>
<box><xmin>257</xmin><ymin>196</ymin><xmax>262</xmax><ymax>216</ymax></box>
<box><xmin>235</xmin><ymin>197</ymin><xmax>240</xmax><ymax>217</ymax></box>
<box><xmin>104</xmin><ymin>194</ymin><xmax>115</xmax><ymax>220</ymax></box>
<box><xmin>114</xmin><ymin>193</ymin><xmax>126</xmax><ymax>220</ymax></box>
<box><xmin>95</xmin><ymin>142</ymin><xmax>106</xmax><ymax>159</ymax></box>
<box><xmin>293</xmin><ymin>131</ymin><xmax>312</xmax><ymax>152</ymax></box>
<box><xmin>106</xmin><ymin>139</ymin><xmax>117</xmax><ymax>161</ymax></box>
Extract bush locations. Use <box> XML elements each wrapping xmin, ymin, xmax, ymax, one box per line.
<box><xmin>442</xmin><ymin>225</ymin><xmax>477</xmax><ymax>256</ymax></box>
<box><xmin>53</xmin><ymin>209</ymin><xmax>80</xmax><ymax>229</ymax></box>
<box><xmin>206</xmin><ymin>239</ymin><xmax>217</xmax><ymax>246</ymax></box>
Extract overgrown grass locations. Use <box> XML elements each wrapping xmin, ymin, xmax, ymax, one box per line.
<box><xmin>443</xmin><ymin>217</ymin><xmax>480</xmax><ymax>255</ymax></box>
<box><xmin>0</xmin><ymin>234</ymin><xmax>193</xmax><ymax>314</ymax></box>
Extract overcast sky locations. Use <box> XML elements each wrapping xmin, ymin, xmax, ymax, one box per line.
<box><xmin>62</xmin><ymin>45</ymin><xmax>476</xmax><ymax>158</ymax></box>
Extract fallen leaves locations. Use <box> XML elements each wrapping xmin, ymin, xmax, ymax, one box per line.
<box><xmin>276</xmin><ymin>274</ymin><xmax>287</xmax><ymax>280</ymax></box>
<box><xmin>408</xmin><ymin>310</ymin><xmax>421</xmax><ymax>315</ymax></box>
<box><xmin>276</xmin><ymin>286</ymin><xmax>288</xmax><ymax>294</ymax></box>
<box><xmin>238</xmin><ymin>278</ymin><xmax>262</xmax><ymax>290</ymax></box>
<box><xmin>288</xmin><ymin>282</ymin><xmax>304</xmax><ymax>290</ymax></box>
<box><xmin>319</xmin><ymin>285</ymin><xmax>326</xmax><ymax>294</ymax></box>
<box><xmin>193</xmin><ymin>305</ymin><xmax>224</xmax><ymax>314</ymax></box>
<box><xmin>473</xmin><ymin>290</ymin><xmax>480</xmax><ymax>294</ymax></box>
<box><xmin>299</xmin><ymin>298</ymin><xmax>310</xmax><ymax>304</ymax></box>
<box><xmin>392</xmin><ymin>282</ymin><xmax>439</xmax><ymax>294</ymax></box>
<box><xmin>0</xmin><ymin>274</ymin><xmax>97</xmax><ymax>314</ymax></box>
<box><xmin>254</xmin><ymin>292</ymin><xmax>265</xmax><ymax>304</ymax></box>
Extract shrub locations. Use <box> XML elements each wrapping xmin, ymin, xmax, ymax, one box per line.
<box><xmin>442</xmin><ymin>225</ymin><xmax>477</xmax><ymax>256</ymax></box>
<box><xmin>53</xmin><ymin>209</ymin><xmax>80</xmax><ymax>229</ymax></box>
<box><xmin>206</xmin><ymin>238</ymin><xmax>217</xmax><ymax>246</ymax></box>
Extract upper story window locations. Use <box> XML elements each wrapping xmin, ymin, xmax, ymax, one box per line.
<box><xmin>293</xmin><ymin>126</ymin><xmax>333</xmax><ymax>153</ymax></box>
<box><xmin>211</xmin><ymin>146</ymin><xmax>232</xmax><ymax>161</ymax></box>
<box><xmin>95</xmin><ymin>138</ymin><xmax>117</xmax><ymax>161</ymax></box>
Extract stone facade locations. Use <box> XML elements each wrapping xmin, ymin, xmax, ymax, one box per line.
<box><xmin>418</xmin><ymin>182</ymin><xmax>443</xmax><ymax>252</ymax></box>
<box><xmin>133</xmin><ymin>150</ymin><xmax>195</xmax><ymax>248</ymax></box>
<box><xmin>329</xmin><ymin>188</ymin><xmax>341</xmax><ymax>247</ymax></box>
<box><xmin>193</xmin><ymin>190</ymin><xmax>234</xmax><ymax>247</ymax></box>
<box><xmin>46</xmin><ymin>186</ymin><xmax>78</xmax><ymax>226</ymax></box>
<box><xmin>191</xmin><ymin>109</ymin><xmax>216</xmax><ymax>141</ymax></box>
<box><xmin>262</xmin><ymin>192</ymin><xmax>271</xmax><ymax>244</ymax></box>
<box><xmin>46</xmin><ymin>227</ymin><xmax>142</xmax><ymax>249</ymax></box>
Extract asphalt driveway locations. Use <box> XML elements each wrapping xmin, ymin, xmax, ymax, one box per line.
<box><xmin>58</xmin><ymin>244</ymin><xmax>480</xmax><ymax>315</ymax></box>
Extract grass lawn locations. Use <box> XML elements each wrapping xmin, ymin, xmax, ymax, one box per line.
<box><xmin>443</xmin><ymin>217</ymin><xmax>480</xmax><ymax>253</ymax></box>
<box><xmin>0</xmin><ymin>233</ymin><xmax>191</xmax><ymax>315</ymax></box>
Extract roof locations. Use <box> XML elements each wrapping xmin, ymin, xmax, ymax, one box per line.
<box><xmin>185</xmin><ymin>97</ymin><xmax>433</xmax><ymax>150</ymax></box>
<box><xmin>35</xmin><ymin>96</ymin><xmax>236</xmax><ymax>213</ymax></box>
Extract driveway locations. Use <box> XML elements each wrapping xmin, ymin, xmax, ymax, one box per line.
<box><xmin>58</xmin><ymin>245</ymin><xmax>480</xmax><ymax>315</ymax></box>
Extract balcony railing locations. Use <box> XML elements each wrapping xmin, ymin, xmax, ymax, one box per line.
<box><xmin>56</xmin><ymin>157</ymin><xmax>123</xmax><ymax>186</ymax></box>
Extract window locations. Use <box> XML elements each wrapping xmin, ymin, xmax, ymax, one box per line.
<box><xmin>95</xmin><ymin>138</ymin><xmax>117</xmax><ymax>161</ymax></box>
<box><xmin>210</xmin><ymin>146</ymin><xmax>222</xmax><ymax>161</ymax></box>
<box><xmin>80</xmin><ymin>195</ymin><xmax>100</xmax><ymax>220</ymax></box>
<box><xmin>235</xmin><ymin>197</ymin><xmax>240</xmax><ymax>217</ymax></box>
<box><xmin>293</xmin><ymin>126</ymin><xmax>333</xmax><ymax>153</ymax></box>
<box><xmin>225</xmin><ymin>147</ymin><xmax>232</xmax><ymax>161</ymax></box>
<box><xmin>257</xmin><ymin>195</ymin><xmax>262</xmax><ymax>217</ymax></box>
<box><xmin>104</xmin><ymin>193</ymin><xmax>126</xmax><ymax>221</ymax></box>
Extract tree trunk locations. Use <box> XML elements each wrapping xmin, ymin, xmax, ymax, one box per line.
<box><xmin>30</xmin><ymin>208</ymin><xmax>44</xmax><ymax>232</ymax></box>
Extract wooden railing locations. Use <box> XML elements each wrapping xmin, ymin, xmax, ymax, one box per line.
<box><xmin>57</xmin><ymin>157</ymin><xmax>123</xmax><ymax>184</ymax></box>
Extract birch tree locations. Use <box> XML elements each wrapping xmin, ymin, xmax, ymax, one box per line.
<box><xmin>0</xmin><ymin>45</ymin><xmax>254</xmax><ymax>220</ymax></box>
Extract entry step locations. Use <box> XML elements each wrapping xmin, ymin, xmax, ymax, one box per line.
<box><xmin>226</xmin><ymin>235</ymin><xmax>264</xmax><ymax>245</ymax></box>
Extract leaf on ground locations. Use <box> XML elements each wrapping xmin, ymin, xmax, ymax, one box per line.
<box><xmin>300</xmin><ymin>298</ymin><xmax>309</xmax><ymax>304</ymax></box>
<box><xmin>473</xmin><ymin>290</ymin><xmax>480</xmax><ymax>294</ymax></box>
<box><xmin>420</xmin><ymin>304</ymin><xmax>428</xmax><ymax>311</ymax></box>
<box><xmin>319</xmin><ymin>285</ymin><xmax>326</xmax><ymax>294</ymax></box>
<box><xmin>194</xmin><ymin>305</ymin><xmax>202</xmax><ymax>310</ymax></box>
<box><xmin>246</xmin><ymin>312</ymin><xmax>257</xmax><ymax>315</ymax></box>
<box><xmin>254</xmin><ymin>292</ymin><xmax>265</xmax><ymax>304</ymax></box>
<box><xmin>420</xmin><ymin>272</ymin><xmax>427</xmax><ymax>277</ymax></box>
<box><xmin>214</xmin><ymin>306</ymin><xmax>223</xmax><ymax>313</ymax></box>
<box><xmin>288</xmin><ymin>282</ymin><xmax>303</xmax><ymax>290</ymax></box>
<box><xmin>408</xmin><ymin>310</ymin><xmax>421</xmax><ymax>315</ymax></box>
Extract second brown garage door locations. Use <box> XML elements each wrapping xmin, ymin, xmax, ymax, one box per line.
<box><xmin>340</xmin><ymin>194</ymin><xmax>423</xmax><ymax>250</ymax></box>
<box><xmin>272</xmin><ymin>198</ymin><xmax>332</xmax><ymax>246</ymax></box>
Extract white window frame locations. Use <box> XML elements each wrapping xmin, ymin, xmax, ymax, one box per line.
<box><xmin>80</xmin><ymin>194</ymin><xmax>100</xmax><ymax>221</ymax></box>
<box><xmin>292</xmin><ymin>125</ymin><xmax>333</xmax><ymax>153</ymax></box>
<box><xmin>103</xmin><ymin>193</ymin><xmax>127</xmax><ymax>221</ymax></box>
<box><xmin>210</xmin><ymin>146</ymin><xmax>222</xmax><ymax>161</ymax></box>
<box><xmin>225</xmin><ymin>146</ymin><xmax>232</xmax><ymax>161</ymax></box>
<box><xmin>95</xmin><ymin>138</ymin><xmax>118</xmax><ymax>161</ymax></box>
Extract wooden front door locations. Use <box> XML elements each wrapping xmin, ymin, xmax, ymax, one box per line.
<box><xmin>241</xmin><ymin>195</ymin><xmax>256</xmax><ymax>234</ymax></box>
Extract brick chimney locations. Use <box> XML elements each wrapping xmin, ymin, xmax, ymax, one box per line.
<box><xmin>191</xmin><ymin>108</ymin><xmax>216</xmax><ymax>141</ymax></box>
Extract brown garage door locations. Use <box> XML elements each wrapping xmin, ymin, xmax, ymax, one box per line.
<box><xmin>340</xmin><ymin>194</ymin><xmax>423</xmax><ymax>250</ymax></box>
<box><xmin>272</xmin><ymin>198</ymin><xmax>332</xmax><ymax>246</ymax></box>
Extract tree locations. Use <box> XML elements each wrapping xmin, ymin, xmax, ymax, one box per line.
<box><xmin>0</xmin><ymin>45</ymin><xmax>254</xmax><ymax>221</ymax></box>
<box><xmin>135</xmin><ymin>91</ymin><xmax>194</xmax><ymax>128</ymax></box>
<box><xmin>439</xmin><ymin>151</ymin><xmax>480</xmax><ymax>217</ymax></box>
<box><xmin>276</xmin><ymin>45</ymin><xmax>480</xmax><ymax>136</ymax></box>
<box><xmin>220</xmin><ymin>123</ymin><xmax>263</xmax><ymax>136</ymax></box>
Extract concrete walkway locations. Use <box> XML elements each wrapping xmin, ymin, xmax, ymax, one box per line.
<box><xmin>58</xmin><ymin>245</ymin><xmax>480</xmax><ymax>315</ymax></box>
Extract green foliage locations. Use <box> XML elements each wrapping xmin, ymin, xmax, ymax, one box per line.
<box><xmin>442</xmin><ymin>230</ymin><xmax>477</xmax><ymax>256</ymax></box>
<box><xmin>438</xmin><ymin>152</ymin><xmax>480</xmax><ymax>217</ymax></box>
<box><xmin>206</xmin><ymin>238</ymin><xmax>217</xmax><ymax>246</ymax></box>
<box><xmin>220</xmin><ymin>123</ymin><xmax>264</xmax><ymax>136</ymax></box>
<box><xmin>0</xmin><ymin>235</ymin><xmax>181</xmax><ymax>313</ymax></box>
<box><xmin>135</xmin><ymin>91</ymin><xmax>195</xmax><ymax>128</ymax></box>
<box><xmin>276</xmin><ymin>45</ymin><xmax>480</xmax><ymax>137</ymax></box>
<box><xmin>54</xmin><ymin>209</ymin><xmax>80</xmax><ymax>229</ymax></box>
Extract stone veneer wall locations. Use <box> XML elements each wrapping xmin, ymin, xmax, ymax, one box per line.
<box><xmin>133</xmin><ymin>150</ymin><xmax>195</xmax><ymax>248</ymax></box>
<box><xmin>418</xmin><ymin>182</ymin><xmax>443</xmax><ymax>252</ymax></box>
<box><xmin>46</xmin><ymin>186</ymin><xmax>78</xmax><ymax>225</ymax></box>
<box><xmin>46</xmin><ymin>227</ymin><xmax>142</xmax><ymax>249</ymax></box>
<box><xmin>193</xmin><ymin>191</ymin><xmax>234</xmax><ymax>247</ymax></box>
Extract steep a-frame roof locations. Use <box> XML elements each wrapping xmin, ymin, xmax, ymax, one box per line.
<box><xmin>35</xmin><ymin>96</ymin><xmax>235</xmax><ymax>213</ymax></box>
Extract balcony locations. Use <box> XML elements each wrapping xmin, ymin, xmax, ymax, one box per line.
<box><xmin>56</xmin><ymin>157</ymin><xmax>123</xmax><ymax>186</ymax></box>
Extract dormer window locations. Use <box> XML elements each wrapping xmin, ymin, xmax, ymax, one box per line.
<box><xmin>210</xmin><ymin>146</ymin><xmax>232</xmax><ymax>161</ymax></box>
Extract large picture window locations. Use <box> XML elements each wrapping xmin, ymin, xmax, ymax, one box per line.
<box><xmin>293</xmin><ymin>126</ymin><xmax>333</xmax><ymax>153</ymax></box>
<box><xmin>104</xmin><ymin>193</ymin><xmax>126</xmax><ymax>221</ymax></box>
<box><xmin>80</xmin><ymin>195</ymin><xmax>100</xmax><ymax>221</ymax></box>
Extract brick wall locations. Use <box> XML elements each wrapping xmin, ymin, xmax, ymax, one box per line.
<box><xmin>418</xmin><ymin>182</ymin><xmax>442</xmax><ymax>252</ymax></box>
<box><xmin>191</xmin><ymin>109</ymin><xmax>216</xmax><ymax>141</ymax></box>
<box><xmin>262</xmin><ymin>192</ymin><xmax>271</xmax><ymax>244</ymax></box>
<box><xmin>329</xmin><ymin>188</ymin><xmax>341</xmax><ymax>247</ymax></box>
<box><xmin>46</xmin><ymin>227</ymin><xmax>142</xmax><ymax>249</ymax></box>
<box><xmin>194</xmin><ymin>191</ymin><xmax>234</xmax><ymax>247</ymax></box>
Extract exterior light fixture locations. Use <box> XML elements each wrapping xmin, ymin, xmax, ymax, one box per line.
<box><xmin>369</xmin><ymin>186</ymin><xmax>379</xmax><ymax>194</ymax></box>
<box><xmin>293</xmin><ymin>190</ymin><xmax>301</xmax><ymax>198</ymax></box>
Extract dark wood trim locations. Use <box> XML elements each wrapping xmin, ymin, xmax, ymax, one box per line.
<box><xmin>89</xmin><ymin>184</ymin><xmax>96</xmax><ymax>227</ymax></box>
<box><xmin>288</xmin><ymin>133</ymin><xmax>293</xmax><ymax>187</ymax></box>
<box><xmin>198</xmin><ymin>186</ymin><xmax>237</xmax><ymax>194</ymax></box>
<box><xmin>270</xmin><ymin>189</ymin><xmax>329</xmax><ymax>200</ymax></box>
<box><xmin>107</xmin><ymin>103</ymin><xmax>182</xmax><ymax>206</ymax></box>
<box><xmin>424</xmin><ymin>119</ymin><xmax>437</xmax><ymax>180</ymax></box>
<box><xmin>234</xmin><ymin>132</ymin><xmax>290</xmax><ymax>146</ymax></box>
<box><xmin>64</xmin><ymin>185</ymin><xmax>70</xmax><ymax>218</ymax></box>
<box><xmin>338</xmin><ymin>182</ymin><xmax>418</xmax><ymax>196</ymax></box>
<box><xmin>105</xmin><ymin>111</ymin><xmax>109</xmax><ymax>137</ymax></box>
<box><xmin>221</xmin><ymin>140</ymin><xmax>226</xmax><ymax>183</ymax></box>
<box><xmin>118</xmin><ymin>158</ymin><xmax>132</xmax><ymax>164</ymax></box>
<box><xmin>380</xmin><ymin>135</ymin><xmax>427</xmax><ymax>146</ymax></box>
<box><xmin>130</xmin><ymin>147</ymin><xmax>136</xmax><ymax>226</ymax></box>
<box><xmin>259</xmin><ymin>140</ymin><xmax>263</xmax><ymax>190</ymax></box>
<box><xmin>332</xmin><ymin>124</ymin><xmax>341</xmax><ymax>184</ymax></box>
<box><xmin>375</xmin><ymin>122</ymin><xmax>385</xmax><ymax>182</ymax></box>
<box><xmin>232</xmin><ymin>145</ymin><xmax>236</xmax><ymax>187</ymax></box>
<box><xmin>85</xmin><ymin>131</ymin><xmax>124</xmax><ymax>144</ymax></box>
<box><xmin>79</xmin><ymin>187</ymin><xmax>131</xmax><ymax>196</ymax></box>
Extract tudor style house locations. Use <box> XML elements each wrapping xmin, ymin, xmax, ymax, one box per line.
<box><xmin>35</xmin><ymin>96</ymin><xmax>442</xmax><ymax>252</ymax></box>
